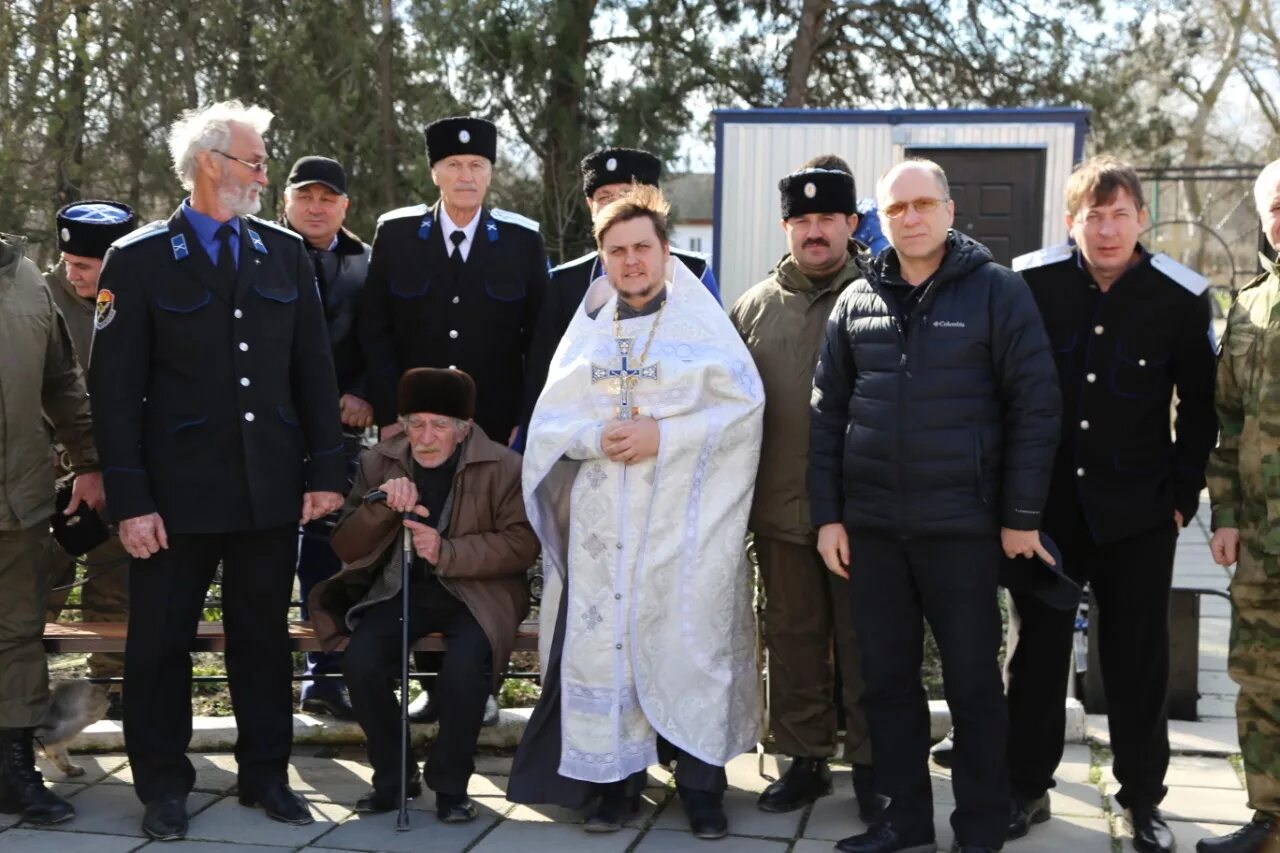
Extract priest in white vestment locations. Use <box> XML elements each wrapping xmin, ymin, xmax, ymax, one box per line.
<box><xmin>507</xmin><ymin>185</ymin><xmax>764</xmax><ymax>839</ymax></box>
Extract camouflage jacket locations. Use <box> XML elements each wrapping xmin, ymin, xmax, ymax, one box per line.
<box><xmin>1208</xmin><ymin>255</ymin><xmax>1280</xmax><ymax>536</ymax></box>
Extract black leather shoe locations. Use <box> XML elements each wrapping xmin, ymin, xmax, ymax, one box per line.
<box><xmin>757</xmin><ymin>756</ymin><xmax>833</xmax><ymax>813</ymax></box>
<box><xmin>299</xmin><ymin>686</ymin><xmax>354</xmax><ymax>720</ymax></box>
<box><xmin>239</xmin><ymin>782</ymin><xmax>313</xmax><ymax>825</ymax></box>
<box><xmin>142</xmin><ymin>796</ymin><xmax>188</xmax><ymax>841</ymax></box>
<box><xmin>930</xmin><ymin>730</ymin><xmax>954</xmax><ymax>768</ymax></box>
<box><xmin>679</xmin><ymin>786</ymin><xmax>728</xmax><ymax>840</ymax></box>
<box><xmin>406</xmin><ymin>691</ymin><xmax>439</xmax><ymax>724</ymax></box>
<box><xmin>836</xmin><ymin>821</ymin><xmax>937</xmax><ymax>853</ymax></box>
<box><xmin>949</xmin><ymin>844</ymin><xmax>997</xmax><ymax>852</ymax></box>
<box><xmin>436</xmin><ymin>791</ymin><xmax>478</xmax><ymax>823</ymax></box>
<box><xmin>1197</xmin><ymin>817</ymin><xmax>1279</xmax><ymax>852</ymax></box>
<box><xmin>584</xmin><ymin>782</ymin><xmax>640</xmax><ymax>833</ymax></box>
<box><xmin>0</xmin><ymin>728</ymin><xmax>75</xmax><ymax>825</ymax></box>
<box><xmin>854</xmin><ymin>764</ymin><xmax>888</xmax><ymax>824</ymax></box>
<box><xmin>1007</xmin><ymin>792</ymin><xmax>1051</xmax><ymax>840</ymax></box>
<box><xmin>354</xmin><ymin>769</ymin><xmax>422</xmax><ymax>814</ymax></box>
<box><xmin>1128</xmin><ymin>807</ymin><xmax>1175</xmax><ymax>853</ymax></box>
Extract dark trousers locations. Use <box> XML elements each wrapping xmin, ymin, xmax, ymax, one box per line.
<box><xmin>0</xmin><ymin>525</ymin><xmax>53</xmax><ymax>729</ymax></box>
<box><xmin>343</xmin><ymin>581</ymin><xmax>492</xmax><ymax>796</ymax></box>
<box><xmin>124</xmin><ymin>526</ymin><xmax>297</xmax><ymax>803</ymax></box>
<box><xmin>297</xmin><ymin>523</ymin><xmax>343</xmax><ymax>692</ymax></box>
<box><xmin>757</xmin><ymin>535</ymin><xmax>871</xmax><ymax>764</ymax></box>
<box><xmin>848</xmin><ymin>531</ymin><xmax>1008</xmax><ymax>848</ymax></box>
<box><xmin>1006</xmin><ymin>510</ymin><xmax>1175</xmax><ymax>809</ymax></box>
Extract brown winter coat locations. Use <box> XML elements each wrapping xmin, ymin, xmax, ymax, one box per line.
<box><xmin>729</xmin><ymin>242</ymin><xmax>866</xmax><ymax>544</ymax></box>
<box><xmin>308</xmin><ymin>427</ymin><xmax>537</xmax><ymax>670</ymax></box>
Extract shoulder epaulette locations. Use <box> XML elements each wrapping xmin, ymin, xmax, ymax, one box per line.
<box><xmin>550</xmin><ymin>251</ymin><xmax>599</xmax><ymax>274</ymax></box>
<box><xmin>673</xmin><ymin>247</ymin><xmax>710</xmax><ymax>262</ymax></box>
<box><xmin>245</xmin><ymin>215</ymin><xmax>301</xmax><ymax>241</ymax></box>
<box><xmin>377</xmin><ymin>203</ymin><xmax>429</xmax><ymax>224</ymax></box>
<box><xmin>1150</xmin><ymin>253</ymin><xmax>1210</xmax><ymax>296</ymax></box>
<box><xmin>490</xmin><ymin>207</ymin><xmax>540</xmax><ymax>232</ymax></box>
<box><xmin>110</xmin><ymin>220</ymin><xmax>168</xmax><ymax>250</ymax></box>
<box><xmin>1012</xmin><ymin>243</ymin><xmax>1073</xmax><ymax>272</ymax></box>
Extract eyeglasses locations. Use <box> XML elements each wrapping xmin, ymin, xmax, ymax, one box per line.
<box><xmin>882</xmin><ymin>197</ymin><xmax>949</xmax><ymax>219</ymax></box>
<box><xmin>213</xmin><ymin>150</ymin><xmax>269</xmax><ymax>174</ymax></box>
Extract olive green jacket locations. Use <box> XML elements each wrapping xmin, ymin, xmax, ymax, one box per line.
<box><xmin>729</xmin><ymin>242</ymin><xmax>867</xmax><ymax>543</ymax></box>
<box><xmin>1208</xmin><ymin>255</ymin><xmax>1280</xmax><ymax>539</ymax></box>
<box><xmin>0</xmin><ymin>235</ymin><xmax>97</xmax><ymax>530</ymax></box>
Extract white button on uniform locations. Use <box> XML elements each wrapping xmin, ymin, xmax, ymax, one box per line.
<box><xmin>234</xmin><ymin>309</ymin><xmax>243</xmax><ymax>319</ymax></box>
<box><xmin>1086</xmin><ymin>373</ymin><xmax>1096</xmax><ymax>383</ymax></box>
<box><xmin>449</xmin><ymin>330</ymin><xmax>459</xmax><ymax>339</ymax></box>
<box><xmin>1094</xmin><ymin>325</ymin><xmax>1104</xmax><ymax>335</ymax></box>
<box><xmin>1080</xmin><ymin>420</ymin><xmax>1090</xmax><ymax>430</ymax></box>
<box><xmin>1076</xmin><ymin>467</ymin><xmax>1086</xmax><ymax>477</ymax></box>
<box><xmin>239</xmin><ymin>342</ymin><xmax>249</xmax><ymax>352</ymax></box>
<box><xmin>452</xmin><ymin>296</ymin><xmax>460</xmax><ymax>304</ymax></box>
<box><xmin>244</xmin><ymin>412</ymin><xmax>255</xmax><ymax>422</ymax></box>
<box><xmin>448</xmin><ymin>364</ymin><xmax>457</xmax><ymax>370</ymax></box>
<box><xmin>1138</xmin><ymin>358</ymin><xmax>1147</xmax><ymax>367</ymax></box>
<box><xmin>240</xmin><ymin>377</ymin><xmax>250</xmax><ymax>387</ymax></box>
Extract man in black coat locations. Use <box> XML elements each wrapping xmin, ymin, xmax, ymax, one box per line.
<box><xmin>361</xmin><ymin>116</ymin><xmax>548</xmax><ymax>447</ymax></box>
<box><xmin>809</xmin><ymin>159</ymin><xmax>1060</xmax><ymax>853</ymax></box>
<box><xmin>521</xmin><ymin>147</ymin><xmax>718</xmax><ymax>428</ymax></box>
<box><xmin>1008</xmin><ymin>156</ymin><xmax>1217</xmax><ymax>853</ymax></box>
<box><xmin>89</xmin><ymin>100</ymin><xmax>346</xmax><ymax>841</ymax></box>
<box><xmin>281</xmin><ymin>155</ymin><xmax>372</xmax><ymax>720</ymax></box>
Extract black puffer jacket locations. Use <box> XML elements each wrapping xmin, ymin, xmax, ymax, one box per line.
<box><xmin>808</xmin><ymin>232</ymin><xmax>1061</xmax><ymax>537</ymax></box>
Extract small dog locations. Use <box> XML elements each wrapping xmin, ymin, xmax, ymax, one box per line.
<box><xmin>34</xmin><ymin>680</ymin><xmax>109</xmax><ymax>777</ymax></box>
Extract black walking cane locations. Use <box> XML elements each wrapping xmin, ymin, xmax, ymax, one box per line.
<box><xmin>396</xmin><ymin>513</ymin><xmax>413</xmax><ymax>831</ymax></box>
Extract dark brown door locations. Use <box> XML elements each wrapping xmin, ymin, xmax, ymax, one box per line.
<box><xmin>905</xmin><ymin>147</ymin><xmax>1046</xmax><ymax>266</ymax></box>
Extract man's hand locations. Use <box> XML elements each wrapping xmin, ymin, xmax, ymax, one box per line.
<box><xmin>301</xmin><ymin>491</ymin><xmax>343</xmax><ymax>524</ymax></box>
<box><xmin>601</xmin><ymin>416</ymin><xmax>660</xmax><ymax>464</ymax></box>
<box><xmin>1211</xmin><ymin>527</ymin><xmax>1240</xmax><ymax>566</ymax></box>
<box><xmin>1174</xmin><ymin>509</ymin><xmax>1185</xmax><ymax>528</ymax></box>
<box><xmin>119</xmin><ymin>513</ymin><xmax>169</xmax><ymax>559</ymax></box>
<box><xmin>339</xmin><ymin>394</ymin><xmax>374</xmax><ymax>429</ymax></box>
<box><xmin>377</xmin><ymin>477</ymin><xmax>419</xmax><ymax>513</ymax></box>
<box><xmin>403</xmin><ymin>505</ymin><xmax>441</xmax><ymax>563</ymax></box>
<box><xmin>380</xmin><ymin>421</ymin><xmax>405</xmax><ymax>441</ymax></box>
<box><xmin>1001</xmin><ymin>528</ymin><xmax>1056</xmax><ymax>565</ymax></box>
<box><xmin>816</xmin><ymin>523</ymin><xmax>850</xmax><ymax>579</ymax></box>
<box><xmin>66</xmin><ymin>471</ymin><xmax>105</xmax><ymax>515</ymax></box>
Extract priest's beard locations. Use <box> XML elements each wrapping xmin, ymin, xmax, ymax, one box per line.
<box><xmin>612</xmin><ymin>275</ymin><xmax>663</xmax><ymax>308</ymax></box>
<box><xmin>218</xmin><ymin>180</ymin><xmax>263</xmax><ymax>217</ymax></box>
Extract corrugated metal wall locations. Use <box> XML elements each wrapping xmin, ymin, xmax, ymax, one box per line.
<box><xmin>717</xmin><ymin>120</ymin><xmax>1078</xmax><ymax>307</ymax></box>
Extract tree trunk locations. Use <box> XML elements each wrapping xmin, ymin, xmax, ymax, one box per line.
<box><xmin>781</xmin><ymin>0</ymin><xmax>831</xmax><ymax>107</ymax></box>
<box><xmin>377</xmin><ymin>0</ymin><xmax>397</xmax><ymax>210</ymax></box>
<box><xmin>540</xmin><ymin>0</ymin><xmax>597</xmax><ymax>264</ymax></box>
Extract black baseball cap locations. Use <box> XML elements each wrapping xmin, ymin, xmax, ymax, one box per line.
<box><xmin>286</xmin><ymin>156</ymin><xmax>348</xmax><ymax>195</ymax></box>
<box><xmin>998</xmin><ymin>532</ymin><xmax>1081</xmax><ymax>611</ymax></box>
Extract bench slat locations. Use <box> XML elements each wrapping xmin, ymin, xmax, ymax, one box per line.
<box><xmin>44</xmin><ymin>621</ymin><xmax>540</xmax><ymax>654</ymax></box>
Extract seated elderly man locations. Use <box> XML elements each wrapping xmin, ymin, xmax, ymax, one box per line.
<box><xmin>308</xmin><ymin>368</ymin><xmax>537</xmax><ymax>821</ymax></box>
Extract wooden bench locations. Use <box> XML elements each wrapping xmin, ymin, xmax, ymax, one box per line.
<box><xmin>43</xmin><ymin>620</ymin><xmax>540</xmax><ymax>654</ymax></box>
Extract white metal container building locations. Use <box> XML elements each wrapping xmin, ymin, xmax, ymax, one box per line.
<box><xmin>713</xmin><ymin>108</ymin><xmax>1090</xmax><ymax>307</ymax></box>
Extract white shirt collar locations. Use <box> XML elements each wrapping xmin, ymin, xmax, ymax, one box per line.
<box><xmin>439</xmin><ymin>204</ymin><xmax>481</xmax><ymax>261</ymax></box>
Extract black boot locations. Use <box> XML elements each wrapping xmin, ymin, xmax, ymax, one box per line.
<box><xmin>1196</xmin><ymin>817</ymin><xmax>1278</xmax><ymax>852</ymax></box>
<box><xmin>584</xmin><ymin>781</ymin><xmax>641</xmax><ymax>833</ymax></box>
<box><xmin>0</xmin><ymin>728</ymin><xmax>75</xmax><ymax>825</ymax></box>
<box><xmin>1007</xmin><ymin>792</ymin><xmax>1051</xmax><ymax>840</ymax></box>
<box><xmin>836</xmin><ymin>820</ymin><xmax>937</xmax><ymax>853</ymax></box>
<box><xmin>1127</xmin><ymin>806</ymin><xmax>1175</xmax><ymax>853</ymax></box>
<box><xmin>853</xmin><ymin>764</ymin><xmax>888</xmax><ymax>824</ymax></box>
<box><xmin>680</xmin><ymin>785</ymin><xmax>728</xmax><ymax>840</ymax></box>
<box><xmin>756</xmin><ymin>756</ymin><xmax>833</xmax><ymax>813</ymax></box>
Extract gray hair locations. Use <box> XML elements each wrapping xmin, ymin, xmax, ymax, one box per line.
<box><xmin>1255</xmin><ymin>159</ymin><xmax>1280</xmax><ymax>215</ymax></box>
<box><xmin>169</xmin><ymin>100</ymin><xmax>273</xmax><ymax>191</ymax></box>
<box><xmin>875</xmin><ymin>158</ymin><xmax>951</xmax><ymax>205</ymax></box>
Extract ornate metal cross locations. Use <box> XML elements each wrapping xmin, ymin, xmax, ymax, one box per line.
<box><xmin>591</xmin><ymin>337</ymin><xmax>659</xmax><ymax>420</ymax></box>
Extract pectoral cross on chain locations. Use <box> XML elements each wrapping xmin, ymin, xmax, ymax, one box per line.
<box><xmin>591</xmin><ymin>337</ymin><xmax>659</xmax><ymax>420</ymax></box>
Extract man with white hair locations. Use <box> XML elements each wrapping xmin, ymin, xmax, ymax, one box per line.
<box><xmin>88</xmin><ymin>100</ymin><xmax>346</xmax><ymax>840</ymax></box>
<box><xmin>1198</xmin><ymin>159</ymin><xmax>1280</xmax><ymax>853</ymax></box>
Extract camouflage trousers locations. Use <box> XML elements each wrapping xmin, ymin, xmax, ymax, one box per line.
<box><xmin>45</xmin><ymin>536</ymin><xmax>129</xmax><ymax>679</ymax></box>
<box><xmin>0</xmin><ymin>525</ymin><xmax>53</xmax><ymax>728</ymax></box>
<box><xmin>1230</xmin><ymin>524</ymin><xmax>1280</xmax><ymax>818</ymax></box>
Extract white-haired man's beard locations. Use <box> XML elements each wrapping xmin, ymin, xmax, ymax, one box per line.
<box><xmin>217</xmin><ymin>176</ymin><xmax>262</xmax><ymax>217</ymax></box>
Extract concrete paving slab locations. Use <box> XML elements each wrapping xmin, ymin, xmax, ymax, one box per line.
<box><xmin>724</xmin><ymin>752</ymin><xmax>783</xmax><ymax>793</ymax></box>
<box><xmin>287</xmin><ymin>756</ymin><xmax>376</xmax><ymax>803</ymax></box>
<box><xmin>633</xmin><ymin>828</ymin><xmax>788</xmax><ymax>852</ymax></box>
<box><xmin>37</xmin><ymin>783</ymin><xmax>218</xmax><ymax>838</ymax></box>
<box><xmin>103</xmin><ymin>752</ymin><xmax>239</xmax><ymax>794</ymax></box>
<box><xmin>0</xmin><ymin>828</ymin><xmax>143</xmax><ymax>852</ymax></box>
<box><xmin>186</xmin><ymin>797</ymin><xmax>350</xmax><ymax>846</ymax></box>
<box><xmin>1166</xmin><ymin>755</ymin><xmax>1243</xmax><ymax>789</ymax></box>
<box><xmin>307</xmin><ymin>807</ymin><xmax>497</xmax><ymax>852</ymax></box>
<box><xmin>1112</xmin><ymin>786</ymin><xmax>1252</xmax><ymax>826</ymax></box>
<box><xmin>1048</xmin><ymin>780</ymin><xmax>1105</xmax><ymax>817</ymax></box>
<box><xmin>803</xmin><ymin>790</ymin><xmax>868</xmax><ymax>841</ymax></box>
<box><xmin>1201</xmin><ymin>671</ymin><xmax>1240</xmax><ymax>694</ymax></box>
<box><xmin>474</xmin><ymin>753</ymin><xmax>514</xmax><ymax>776</ymax></box>
<box><xmin>655</xmin><ymin>787</ymin><xmax>802</xmax><ymax>838</ymax></box>
<box><xmin>1200</xmin><ymin>697</ymin><xmax>1240</xmax><ymax>719</ymax></box>
<box><xmin>1053</xmin><ymin>744</ymin><xmax>1095</xmax><ymax>785</ymax></box>
<box><xmin>1091</xmin><ymin>716</ymin><xmax>1240</xmax><ymax>756</ymax></box>
<box><xmin>405</xmin><ymin>792</ymin><xmax>508</xmax><ymax>818</ymax></box>
<box><xmin>34</xmin><ymin>751</ymin><xmax>128</xmax><ymax>786</ymax></box>
<box><xmin>135</xmin><ymin>842</ymin><xmax>294</xmax><ymax>852</ymax></box>
<box><xmin>472</xmin><ymin>820</ymin><xmax>639</xmax><ymax>852</ymax></box>
<box><xmin>1004</xmin><ymin>814</ymin><xmax>1112</xmax><ymax>851</ymax></box>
